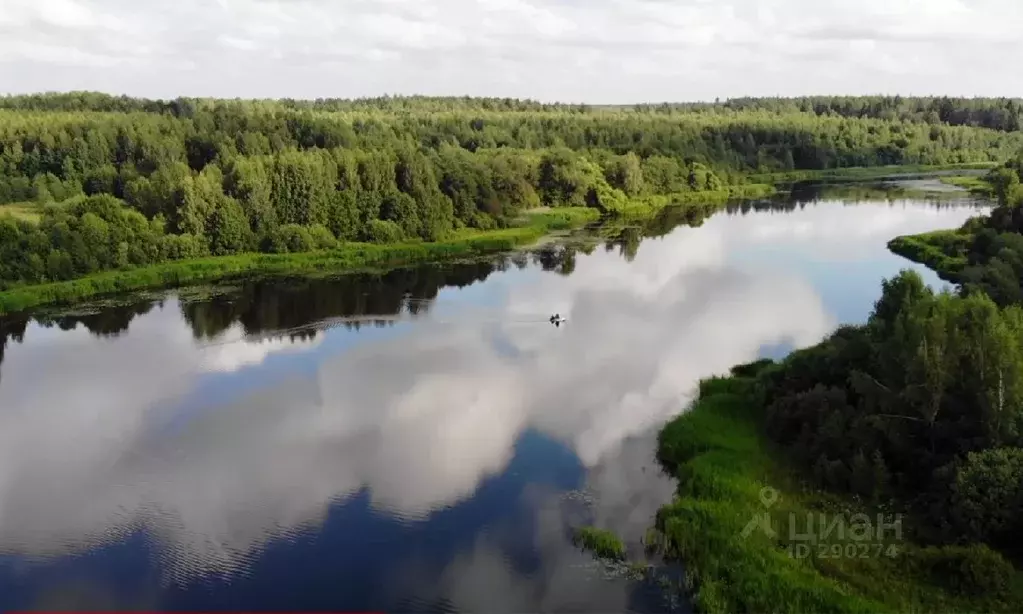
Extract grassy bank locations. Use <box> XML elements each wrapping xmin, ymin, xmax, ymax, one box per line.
<box><xmin>749</xmin><ymin>162</ymin><xmax>997</xmax><ymax>185</ymax></box>
<box><xmin>0</xmin><ymin>208</ymin><xmax>598</xmax><ymax>315</ymax></box>
<box><xmin>939</xmin><ymin>175</ymin><xmax>997</xmax><ymax>196</ymax></box>
<box><xmin>655</xmin><ymin>370</ymin><xmax>1023</xmax><ymax>613</ymax></box>
<box><xmin>613</xmin><ymin>183</ymin><xmax>776</xmax><ymax>217</ymax></box>
<box><xmin>887</xmin><ymin>229</ymin><xmax>971</xmax><ymax>282</ymax></box>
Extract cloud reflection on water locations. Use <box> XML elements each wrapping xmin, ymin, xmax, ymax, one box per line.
<box><xmin>0</xmin><ymin>215</ymin><xmax>832</xmax><ymax>580</ymax></box>
<box><xmin>6</xmin><ymin>203</ymin><xmax>977</xmax><ymax>580</ymax></box>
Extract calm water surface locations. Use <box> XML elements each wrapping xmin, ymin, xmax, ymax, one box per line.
<box><xmin>0</xmin><ymin>189</ymin><xmax>987</xmax><ymax>612</ymax></box>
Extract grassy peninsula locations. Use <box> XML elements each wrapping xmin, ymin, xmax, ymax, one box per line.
<box><xmin>889</xmin><ymin>157</ymin><xmax>1023</xmax><ymax>305</ymax></box>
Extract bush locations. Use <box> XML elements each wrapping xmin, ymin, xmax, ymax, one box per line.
<box><xmin>307</xmin><ymin>224</ymin><xmax>338</xmax><ymax>250</ymax></box>
<box><xmin>950</xmin><ymin>447</ymin><xmax>1023</xmax><ymax>545</ymax></box>
<box><xmin>161</xmin><ymin>233</ymin><xmax>209</xmax><ymax>261</ymax></box>
<box><xmin>267</xmin><ymin>224</ymin><xmax>315</xmax><ymax>253</ymax></box>
<box><xmin>365</xmin><ymin>219</ymin><xmax>405</xmax><ymax>244</ymax></box>
<box><xmin>909</xmin><ymin>545</ymin><xmax>1015</xmax><ymax>597</ymax></box>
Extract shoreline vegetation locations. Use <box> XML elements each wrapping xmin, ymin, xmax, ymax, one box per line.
<box><xmin>0</xmin><ymin>208</ymin><xmax>601</xmax><ymax>315</ymax></box>
<box><xmin>653</xmin><ymin>159</ymin><xmax>1023</xmax><ymax>613</ymax></box>
<box><xmin>0</xmin><ymin>182</ymin><xmax>779</xmax><ymax>315</ymax></box>
<box><xmin>889</xmin><ymin>157</ymin><xmax>1023</xmax><ymax>305</ymax></box>
<box><xmin>0</xmin><ymin>168</ymin><xmax>986</xmax><ymax>316</ymax></box>
<box><xmin>572</xmin><ymin>526</ymin><xmax>627</xmax><ymax>561</ymax></box>
<box><xmin>747</xmin><ymin>161</ymin><xmax>998</xmax><ymax>185</ymax></box>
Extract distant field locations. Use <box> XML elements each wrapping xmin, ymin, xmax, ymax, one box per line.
<box><xmin>0</xmin><ymin>202</ymin><xmax>41</xmax><ymax>223</ymax></box>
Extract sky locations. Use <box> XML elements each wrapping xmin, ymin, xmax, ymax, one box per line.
<box><xmin>0</xmin><ymin>0</ymin><xmax>1021</xmax><ymax>102</ymax></box>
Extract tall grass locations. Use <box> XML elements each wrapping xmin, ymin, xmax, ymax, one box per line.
<box><xmin>572</xmin><ymin>526</ymin><xmax>627</xmax><ymax>561</ymax></box>
<box><xmin>939</xmin><ymin>175</ymin><xmax>997</xmax><ymax>196</ymax></box>
<box><xmin>0</xmin><ymin>208</ymin><xmax>599</xmax><ymax>315</ymax></box>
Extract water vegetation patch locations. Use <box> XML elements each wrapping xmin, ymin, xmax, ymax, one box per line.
<box><xmin>572</xmin><ymin>526</ymin><xmax>627</xmax><ymax>561</ymax></box>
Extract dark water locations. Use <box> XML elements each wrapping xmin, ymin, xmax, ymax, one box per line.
<box><xmin>0</xmin><ymin>189</ymin><xmax>987</xmax><ymax>612</ymax></box>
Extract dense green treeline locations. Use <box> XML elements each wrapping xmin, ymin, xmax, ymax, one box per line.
<box><xmin>715</xmin><ymin>96</ymin><xmax>1023</xmax><ymax>133</ymax></box>
<box><xmin>1</xmin><ymin>92</ymin><xmax>1021</xmax><ymax>294</ymax></box>
<box><xmin>5</xmin><ymin>92</ymin><xmax>1022</xmax><ymax>133</ymax></box>
<box><xmin>762</xmin><ymin>272</ymin><xmax>1023</xmax><ymax>545</ymax></box>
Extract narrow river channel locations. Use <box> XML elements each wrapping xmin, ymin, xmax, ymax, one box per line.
<box><xmin>0</xmin><ymin>184</ymin><xmax>987</xmax><ymax>612</ymax></box>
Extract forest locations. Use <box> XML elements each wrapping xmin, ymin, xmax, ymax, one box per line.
<box><xmin>1</xmin><ymin>93</ymin><xmax>1022</xmax><ymax>295</ymax></box>
<box><xmin>761</xmin><ymin>272</ymin><xmax>1023</xmax><ymax>552</ymax></box>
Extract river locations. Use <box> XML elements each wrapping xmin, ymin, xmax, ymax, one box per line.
<box><xmin>0</xmin><ymin>185</ymin><xmax>987</xmax><ymax>612</ymax></box>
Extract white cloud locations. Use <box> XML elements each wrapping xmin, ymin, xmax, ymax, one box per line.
<box><xmin>199</xmin><ymin>324</ymin><xmax>324</xmax><ymax>372</ymax></box>
<box><xmin>0</xmin><ymin>0</ymin><xmax>1020</xmax><ymax>100</ymax></box>
<box><xmin>0</xmin><ymin>200</ymin><xmax>982</xmax><ymax>580</ymax></box>
<box><xmin>0</xmin><ymin>214</ymin><xmax>835</xmax><ymax>578</ymax></box>
<box><xmin>724</xmin><ymin>198</ymin><xmax>985</xmax><ymax>260</ymax></box>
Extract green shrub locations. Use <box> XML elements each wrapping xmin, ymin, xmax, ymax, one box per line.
<box><xmin>950</xmin><ymin>447</ymin><xmax>1023</xmax><ymax>545</ymax></box>
<box><xmin>308</xmin><ymin>224</ymin><xmax>338</xmax><ymax>250</ymax></box>
<box><xmin>365</xmin><ymin>219</ymin><xmax>405</xmax><ymax>244</ymax></box>
<box><xmin>910</xmin><ymin>545</ymin><xmax>1015</xmax><ymax>597</ymax></box>
<box><xmin>267</xmin><ymin>224</ymin><xmax>315</xmax><ymax>253</ymax></box>
<box><xmin>161</xmin><ymin>233</ymin><xmax>209</xmax><ymax>260</ymax></box>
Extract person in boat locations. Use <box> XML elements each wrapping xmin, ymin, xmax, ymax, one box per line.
<box><xmin>550</xmin><ymin>313</ymin><xmax>563</xmax><ymax>324</ymax></box>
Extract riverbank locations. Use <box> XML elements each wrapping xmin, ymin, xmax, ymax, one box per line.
<box><xmin>939</xmin><ymin>175</ymin><xmax>997</xmax><ymax>196</ymax></box>
<box><xmin>748</xmin><ymin>162</ymin><xmax>997</xmax><ymax>186</ymax></box>
<box><xmin>0</xmin><ymin>208</ymin><xmax>600</xmax><ymax>315</ymax></box>
<box><xmin>0</xmin><ymin>184</ymin><xmax>781</xmax><ymax>315</ymax></box>
<box><xmin>655</xmin><ymin>367</ymin><xmax>1023</xmax><ymax>614</ymax></box>
<box><xmin>613</xmin><ymin>184</ymin><xmax>777</xmax><ymax>217</ymax></box>
<box><xmin>885</xmin><ymin>170</ymin><xmax>995</xmax><ymax>281</ymax></box>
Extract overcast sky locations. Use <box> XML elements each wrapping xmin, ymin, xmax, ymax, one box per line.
<box><xmin>1</xmin><ymin>0</ymin><xmax>1022</xmax><ymax>103</ymax></box>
